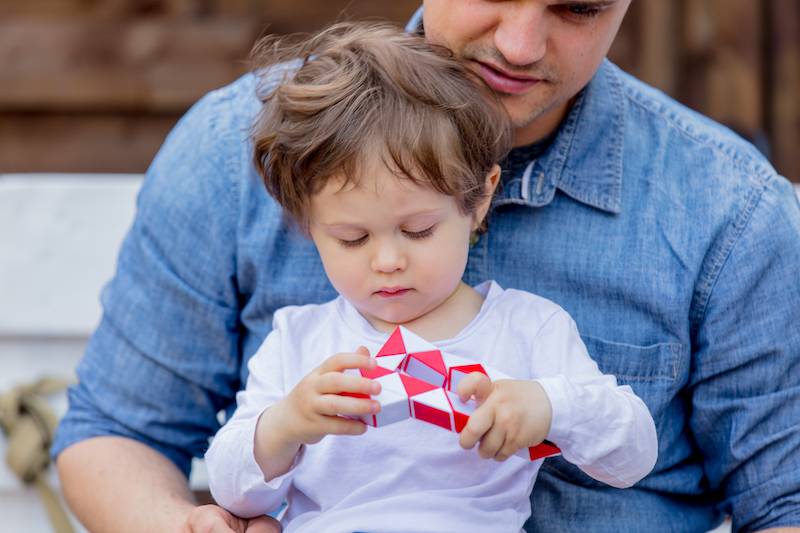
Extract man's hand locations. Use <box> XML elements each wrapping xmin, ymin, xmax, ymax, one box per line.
<box><xmin>182</xmin><ymin>504</ymin><xmax>282</xmax><ymax>533</ymax></box>
<box><xmin>456</xmin><ymin>372</ymin><xmax>553</xmax><ymax>461</ymax></box>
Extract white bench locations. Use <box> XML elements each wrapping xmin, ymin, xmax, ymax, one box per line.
<box><xmin>2</xmin><ymin>174</ymin><xmax>797</xmax><ymax>532</ymax></box>
<box><xmin>0</xmin><ymin>174</ymin><xmax>207</xmax><ymax>532</ymax></box>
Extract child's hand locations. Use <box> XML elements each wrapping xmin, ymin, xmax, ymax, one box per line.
<box><xmin>253</xmin><ymin>347</ymin><xmax>381</xmax><ymax>481</ymax></box>
<box><xmin>273</xmin><ymin>346</ymin><xmax>382</xmax><ymax>445</ymax></box>
<box><xmin>456</xmin><ymin>372</ymin><xmax>552</xmax><ymax>461</ymax></box>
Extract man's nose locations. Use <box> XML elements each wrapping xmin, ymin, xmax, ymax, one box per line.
<box><xmin>371</xmin><ymin>239</ymin><xmax>407</xmax><ymax>273</ymax></box>
<box><xmin>494</xmin><ymin>5</ymin><xmax>548</xmax><ymax>67</ymax></box>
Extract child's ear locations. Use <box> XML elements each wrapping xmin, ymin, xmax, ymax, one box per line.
<box><xmin>473</xmin><ymin>164</ymin><xmax>502</xmax><ymax>230</ymax></box>
<box><xmin>485</xmin><ymin>164</ymin><xmax>501</xmax><ymax>195</ymax></box>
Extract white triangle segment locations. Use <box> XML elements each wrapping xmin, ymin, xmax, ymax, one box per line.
<box><xmin>375</xmin><ymin>372</ymin><xmax>407</xmax><ymax>396</ymax></box>
<box><xmin>398</xmin><ymin>326</ymin><xmax>438</xmax><ymax>354</ymax></box>
<box><xmin>376</xmin><ymin>353</ymin><xmax>406</xmax><ymax>372</ymax></box>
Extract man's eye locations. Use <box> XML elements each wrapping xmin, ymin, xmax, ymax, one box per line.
<box><xmin>338</xmin><ymin>235</ymin><xmax>368</xmax><ymax>248</ymax></box>
<box><xmin>403</xmin><ymin>226</ymin><xmax>435</xmax><ymax>240</ymax></box>
<box><xmin>556</xmin><ymin>3</ymin><xmax>603</xmax><ymax>20</ymax></box>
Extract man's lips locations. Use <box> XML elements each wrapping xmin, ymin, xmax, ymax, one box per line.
<box><xmin>475</xmin><ymin>61</ymin><xmax>541</xmax><ymax>95</ymax></box>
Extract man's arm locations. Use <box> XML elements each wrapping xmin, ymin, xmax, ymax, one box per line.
<box><xmin>690</xmin><ymin>175</ymin><xmax>800</xmax><ymax>532</ymax></box>
<box><xmin>58</xmin><ymin>437</ymin><xmax>283</xmax><ymax>533</ymax></box>
<box><xmin>51</xmin><ymin>78</ymin><xmax>263</xmax><ymax>530</ymax></box>
<box><xmin>57</xmin><ymin>437</ymin><xmax>195</xmax><ymax>532</ymax></box>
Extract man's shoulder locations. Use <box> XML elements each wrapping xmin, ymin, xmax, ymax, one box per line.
<box><xmin>184</xmin><ymin>60</ymin><xmax>302</xmax><ymax>142</ymax></box>
<box><xmin>611</xmin><ymin>62</ymin><xmax>777</xmax><ymax>190</ymax></box>
<box><xmin>140</xmin><ymin>64</ymin><xmax>306</xmax><ymax>225</ymax></box>
<box><xmin>188</xmin><ymin>72</ymin><xmax>261</xmax><ymax>136</ymax></box>
<box><xmin>600</xmin><ymin>62</ymin><xmax>797</xmax><ymax>233</ymax></box>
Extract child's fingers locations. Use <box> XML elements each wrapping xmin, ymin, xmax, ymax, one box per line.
<box><xmin>477</xmin><ymin>423</ymin><xmax>507</xmax><ymax>460</ymax></box>
<box><xmin>456</xmin><ymin>371</ymin><xmax>493</xmax><ymax>403</ymax></box>
<box><xmin>316</xmin><ymin>372</ymin><xmax>380</xmax><ymax>396</ymax></box>
<box><xmin>313</xmin><ymin>393</ymin><xmax>380</xmax><ymax>417</ymax></box>
<box><xmin>354</xmin><ymin>345</ymin><xmax>370</xmax><ymax>356</ymax></box>
<box><xmin>496</xmin><ymin>439</ymin><xmax>522</xmax><ymax>462</ymax></box>
<box><xmin>322</xmin><ymin>415</ymin><xmax>369</xmax><ymax>436</ymax></box>
<box><xmin>459</xmin><ymin>402</ymin><xmax>494</xmax><ymax>450</ymax></box>
<box><xmin>318</xmin><ymin>350</ymin><xmax>375</xmax><ymax>373</ymax></box>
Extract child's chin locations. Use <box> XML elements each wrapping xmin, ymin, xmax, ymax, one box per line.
<box><xmin>375</xmin><ymin>308</ymin><xmax>422</xmax><ymax>325</ymax></box>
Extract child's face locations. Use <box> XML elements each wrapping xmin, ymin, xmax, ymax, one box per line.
<box><xmin>308</xmin><ymin>162</ymin><xmax>497</xmax><ymax>329</ymax></box>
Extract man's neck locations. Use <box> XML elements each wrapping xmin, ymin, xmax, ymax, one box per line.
<box><xmin>513</xmin><ymin>98</ymin><xmax>572</xmax><ymax>147</ymax></box>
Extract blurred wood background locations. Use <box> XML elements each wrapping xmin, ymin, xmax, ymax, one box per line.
<box><xmin>0</xmin><ymin>0</ymin><xmax>797</xmax><ymax>182</ymax></box>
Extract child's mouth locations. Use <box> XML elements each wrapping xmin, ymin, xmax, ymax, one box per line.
<box><xmin>376</xmin><ymin>287</ymin><xmax>411</xmax><ymax>298</ymax></box>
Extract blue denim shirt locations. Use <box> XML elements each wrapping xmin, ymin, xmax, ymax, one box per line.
<box><xmin>53</xmin><ymin>26</ymin><xmax>800</xmax><ymax>533</ymax></box>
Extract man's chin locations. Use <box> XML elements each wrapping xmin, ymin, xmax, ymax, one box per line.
<box><xmin>505</xmin><ymin>105</ymin><xmax>549</xmax><ymax>131</ymax></box>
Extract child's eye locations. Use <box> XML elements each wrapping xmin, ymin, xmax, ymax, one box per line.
<box><xmin>403</xmin><ymin>226</ymin><xmax>435</xmax><ymax>240</ymax></box>
<box><xmin>338</xmin><ymin>235</ymin><xmax>368</xmax><ymax>248</ymax></box>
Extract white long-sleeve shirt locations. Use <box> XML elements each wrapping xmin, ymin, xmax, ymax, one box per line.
<box><xmin>206</xmin><ymin>281</ymin><xmax>657</xmax><ymax>533</ymax></box>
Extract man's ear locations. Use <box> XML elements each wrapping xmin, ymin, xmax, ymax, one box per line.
<box><xmin>473</xmin><ymin>164</ymin><xmax>502</xmax><ymax>230</ymax></box>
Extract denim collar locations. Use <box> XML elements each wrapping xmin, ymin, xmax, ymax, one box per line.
<box><xmin>494</xmin><ymin>60</ymin><xmax>625</xmax><ymax>214</ymax></box>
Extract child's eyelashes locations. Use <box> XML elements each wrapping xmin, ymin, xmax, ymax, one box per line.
<box><xmin>338</xmin><ymin>235</ymin><xmax>368</xmax><ymax>248</ymax></box>
<box><xmin>403</xmin><ymin>226</ymin><xmax>435</xmax><ymax>240</ymax></box>
<box><xmin>336</xmin><ymin>226</ymin><xmax>437</xmax><ymax>248</ymax></box>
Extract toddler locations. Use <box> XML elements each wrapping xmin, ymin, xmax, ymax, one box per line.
<box><xmin>204</xmin><ymin>22</ymin><xmax>657</xmax><ymax>533</ymax></box>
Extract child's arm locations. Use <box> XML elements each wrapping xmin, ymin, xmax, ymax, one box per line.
<box><xmin>458</xmin><ymin>309</ymin><xmax>658</xmax><ymax>488</ymax></box>
<box><xmin>205</xmin><ymin>327</ymin><xmax>381</xmax><ymax>518</ymax></box>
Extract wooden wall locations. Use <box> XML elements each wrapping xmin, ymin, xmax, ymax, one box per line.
<box><xmin>612</xmin><ymin>0</ymin><xmax>800</xmax><ymax>182</ymax></box>
<box><xmin>1</xmin><ymin>0</ymin><xmax>798</xmax><ymax>182</ymax></box>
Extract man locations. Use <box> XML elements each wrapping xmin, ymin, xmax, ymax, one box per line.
<box><xmin>54</xmin><ymin>2</ymin><xmax>800</xmax><ymax>532</ymax></box>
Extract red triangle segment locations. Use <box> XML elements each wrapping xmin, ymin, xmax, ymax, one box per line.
<box><xmin>450</xmin><ymin>363</ymin><xmax>487</xmax><ymax>379</ymax></box>
<box><xmin>408</xmin><ymin>350</ymin><xmax>446</xmax><ymax>376</ymax></box>
<box><xmin>399</xmin><ymin>372</ymin><xmax>439</xmax><ymax>396</ymax></box>
<box><xmin>377</xmin><ymin>327</ymin><xmax>406</xmax><ymax>357</ymax></box>
<box><xmin>528</xmin><ymin>440</ymin><xmax>561</xmax><ymax>460</ymax></box>
<box><xmin>412</xmin><ymin>400</ymin><xmax>453</xmax><ymax>431</ymax></box>
<box><xmin>360</xmin><ymin>365</ymin><xmax>394</xmax><ymax>379</ymax></box>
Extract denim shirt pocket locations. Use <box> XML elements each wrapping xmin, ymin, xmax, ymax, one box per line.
<box><xmin>581</xmin><ymin>335</ymin><xmax>686</xmax><ymax>418</ymax></box>
<box><xmin>542</xmin><ymin>335</ymin><xmax>687</xmax><ymax>487</ymax></box>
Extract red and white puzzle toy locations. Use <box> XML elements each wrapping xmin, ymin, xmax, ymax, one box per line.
<box><xmin>346</xmin><ymin>326</ymin><xmax>561</xmax><ymax>461</ymax></box>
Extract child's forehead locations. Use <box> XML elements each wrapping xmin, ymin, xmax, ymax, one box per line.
<box><xmin>323</xmin><ymin>161</ymin><xmax>432</xmax><ymax>197</ymax></box>
<box><xmin>311</xmin><ymin>170</ymin><xmax>455</xmax><ymax>223</ymax></box>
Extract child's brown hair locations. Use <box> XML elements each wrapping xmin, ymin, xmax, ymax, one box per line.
<box><xmin>251</xmin><ymin>21</ymin><xmax>512</xmax><ymax>230</ymax></box>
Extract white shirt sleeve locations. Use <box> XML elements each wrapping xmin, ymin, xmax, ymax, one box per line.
<box><xmin>205</xmin><ymin>323</ymin><xmax>301</xmax><ymax>517</ymax></box>
<box><xmin>531</xmin><ymin>310</ymin><xmax>658</xmax><ymax>488</ymax></box>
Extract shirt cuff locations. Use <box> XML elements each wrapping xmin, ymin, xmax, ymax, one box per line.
<box><xmin>208</xmin><ymin>413</ymin><xmax>304</xmax><ymax>517</ymax></box>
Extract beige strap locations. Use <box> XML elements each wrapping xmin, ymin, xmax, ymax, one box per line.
<box><xmin>0</xmin><ymin>377</ymin><xmax>75</xmax><ymax>533</ymax></box>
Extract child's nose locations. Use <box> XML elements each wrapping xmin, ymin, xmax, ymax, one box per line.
<box><xmin>371</xmin><ymin>240</ymin><xmax>407</xmax><ymax>273</ymax></box>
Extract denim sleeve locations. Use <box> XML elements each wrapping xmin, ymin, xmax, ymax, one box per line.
<box><xmin>51</xmin><ymin>88</ymin><xmax>246</xmax><ymax>476</ymax></box>
<box><xmin>689</xmin><ymin>175</ymin><xmax>800</xmax><ymax>532</ymax></box>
